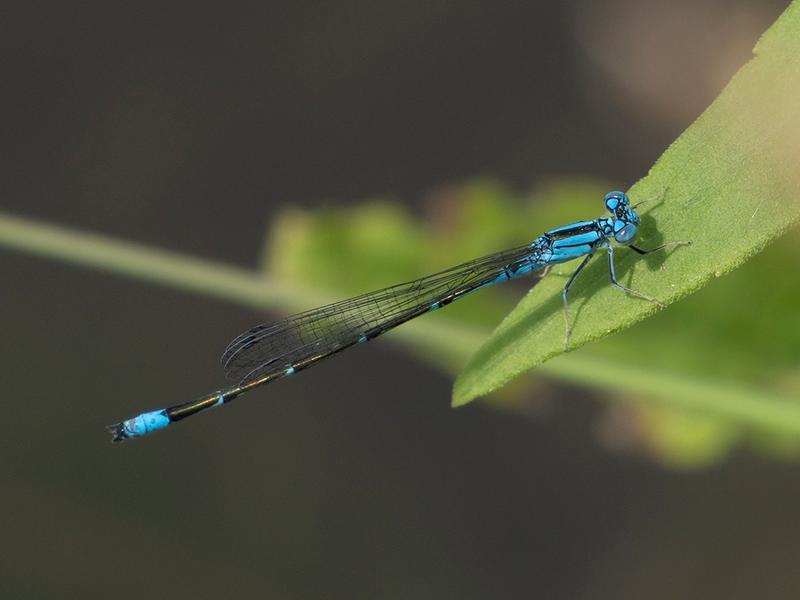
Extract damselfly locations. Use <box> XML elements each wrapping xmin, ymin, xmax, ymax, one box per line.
<box><xmin>108</xmin><ymin>191</ymin><xmax>688</xmax><ymax>442</ymax></box>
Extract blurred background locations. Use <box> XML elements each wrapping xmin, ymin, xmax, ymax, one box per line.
<box><xmin>1</xmin><ymin>1</ymin><xmax>799</xmax><ymax>598</ymax></box>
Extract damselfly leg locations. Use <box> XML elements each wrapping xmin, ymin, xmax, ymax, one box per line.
<box><xmin>561</xmin><ymin>239</ymin><xmax>690</xmax><ymax>351</ymax></box>
<box><xmin>629</xmin><ymin>240</ymin><xmax>691</xmax><ymax>255</ymax></box>
<box><xmin>561</xmin><ymin>253</ymin><xmax>594</xmax><ymax>351</ymax></box>
<box><xmin>606</xmin><ymin>243</ymin><xmax>665</xmax><ymax>307</ymax></box>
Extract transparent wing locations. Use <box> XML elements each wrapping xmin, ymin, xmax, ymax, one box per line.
<box><xmin>221</xmin><ymin>244</ymin><xmax>537</xmax><ymax>385</ymax></box>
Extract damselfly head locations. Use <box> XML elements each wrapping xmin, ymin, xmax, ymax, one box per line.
<box><xmin>604</xmin><ymin>191</ymin><xmax>639</xmax><ymax>244</ymax></box>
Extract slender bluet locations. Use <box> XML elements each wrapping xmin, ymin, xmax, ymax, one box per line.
<box><xmin>108</xmin><ymin>191</ymin><xmax>688</xmax><ymax>442</ymax></box>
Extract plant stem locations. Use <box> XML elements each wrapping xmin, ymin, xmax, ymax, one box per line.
<box><xmin>1</xmin><ymin>209</ymin><xmax>798</xmax><ymax>433</ymax></box>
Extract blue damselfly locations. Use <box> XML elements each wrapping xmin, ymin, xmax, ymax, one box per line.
<box><xmin>108</xmin><ymin>191</ymin><xmax>688</xmax><ymax>442</ymax></box>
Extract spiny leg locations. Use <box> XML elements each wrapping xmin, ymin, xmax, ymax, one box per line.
<box><xmin>629</xmin><ymin>240</ymin><xmax>691</xmax><ymax>255</ymax></box>
<box><xmin>606</xmin><ymin>244</ymin><xmax>665</xmax><ymax>307</ymax></box>
<box><xmin>561</xmin><ymin>253</ymin><xmax>594</xmax><ymax>352</ymax></box>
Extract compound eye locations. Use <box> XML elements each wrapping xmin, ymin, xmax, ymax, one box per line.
<box><xmin>604</xmin><ymin>191</ymin><xmax>629</xmax><ymax>213</ymax></box>
<box><xmin>615</xmin><ymin>223</ymin><xmax>637</xmax><ymax>244</ymax></box>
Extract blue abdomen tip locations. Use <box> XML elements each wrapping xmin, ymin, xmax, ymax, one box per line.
<box><xmin>127</xmin><ymin>409</ymin><xmax>170</xmax><ymax>438</ymax></box>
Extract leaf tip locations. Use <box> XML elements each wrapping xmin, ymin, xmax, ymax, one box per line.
<box><xmin>451</xmin><ymin>382</ymin><xmax>480</xmax><ymax>408</ymax></box>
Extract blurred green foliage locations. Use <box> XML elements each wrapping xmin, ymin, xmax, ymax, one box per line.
<box><xmin>264</xmin><ymin>179</ymin><xmax>800</xmax><ymax>467</ymax></box>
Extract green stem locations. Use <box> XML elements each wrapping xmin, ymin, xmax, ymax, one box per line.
<box><xmin>0</xmin><ymin>210</ymin><xmax>798</xmax><ymax>433</ymax></box>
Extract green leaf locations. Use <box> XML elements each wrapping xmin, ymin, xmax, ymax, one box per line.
<box><xmin>453</xmin><ymin>2</ymin><xmax>800</xmax><ymax>407</ymax></box>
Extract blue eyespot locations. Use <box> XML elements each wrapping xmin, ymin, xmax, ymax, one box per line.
<box><xmin>604</xmin><ymin>191</ymin><xmax>629</xmax><ymax>213</ymax></box>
